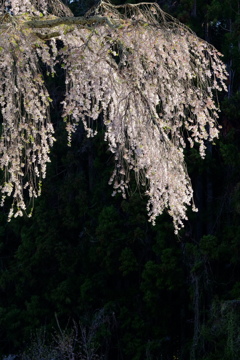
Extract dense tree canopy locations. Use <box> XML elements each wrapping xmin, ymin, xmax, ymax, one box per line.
<box><xmin>0</xmin><ymin>0</ymin><xmax>227</xmax><ymax>232</ymax></box>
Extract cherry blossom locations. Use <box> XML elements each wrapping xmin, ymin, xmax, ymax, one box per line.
<box><xmin>0</xmin><ymin>0</ymin><xmax>227</xmax><ymax>231</ymax></box>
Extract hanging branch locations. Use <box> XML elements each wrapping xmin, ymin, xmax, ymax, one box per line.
<box><xmin>0</xmin><ymin>0</ymin><xmax>227</xmax><ymax>232</ymax></box>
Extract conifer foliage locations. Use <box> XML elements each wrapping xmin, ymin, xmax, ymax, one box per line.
<box><xmin>0</xmin><ymin>0</ymin><xmax>227</xmax><ymax>232</ymax></box>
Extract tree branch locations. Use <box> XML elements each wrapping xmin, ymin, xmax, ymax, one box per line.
<box><xmin>24</xmin><ymin>15</ymin><xmax>117</xmax><ymax>29</ymax></box>
<box><xmin>27</xmin><ymin>15</ymin><xmax>118</xmax><ymax>30</ymax></box>
<box><xmin>0</xmin><ymin>14</ymin><xmax>119</xmax><ymax>31</ymax></box>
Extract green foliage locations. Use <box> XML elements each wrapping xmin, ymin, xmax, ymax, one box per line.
<box><xmin>222</xmin><ymin>93</ymin><xmax>240</xmax><ymax>128</ymax></box>
<box><xmin>199</xmin><ymin>235</ymin><xmax>219</xmax><ymax>259</ymax></box>
<box><xmin>119</xmin><ymin>247</ymin><xmax>138</xmax><ymax>276</ymax></box>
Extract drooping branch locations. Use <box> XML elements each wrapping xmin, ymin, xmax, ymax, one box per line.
<box><xmin>0</xmin><ymin>0</ymin><xmax>228</xmax><ymax>232</ymax></box>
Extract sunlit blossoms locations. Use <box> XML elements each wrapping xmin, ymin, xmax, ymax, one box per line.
<box><xmin>0</xmin><ymin>0</ymin><xmax>227</xmax><ymax>231</ymax></box>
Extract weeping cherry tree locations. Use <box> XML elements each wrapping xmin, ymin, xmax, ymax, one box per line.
<box><xmin>0</xmin><ymin>0</ymin><xmax>227</xmax><ymax>232</ymax></box>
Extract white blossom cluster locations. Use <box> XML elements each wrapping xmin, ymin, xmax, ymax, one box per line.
<box><xmin>0</xmin><ymin>0</ymin><xmax>72</xmax><ymax>16</ymax></box>
<box><xmin>0</xmin><ymin>1</ymin><xmax>227</xmax><ymax>231</ymax></box>
<box><xmin>0</xmin><ymin>18</ymin><xmax>56</xmax><ymax>219</ymax></box>
<box><xmin>61</xmin><ymin>2</ymin><xmax>227</xmax><ymax>232</ymax></box>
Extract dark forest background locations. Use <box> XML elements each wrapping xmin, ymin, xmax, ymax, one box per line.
<box><xmin>1</xmin><ymin>0</ymin><xmax>240</xmax><ymax>359</ymax></box>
